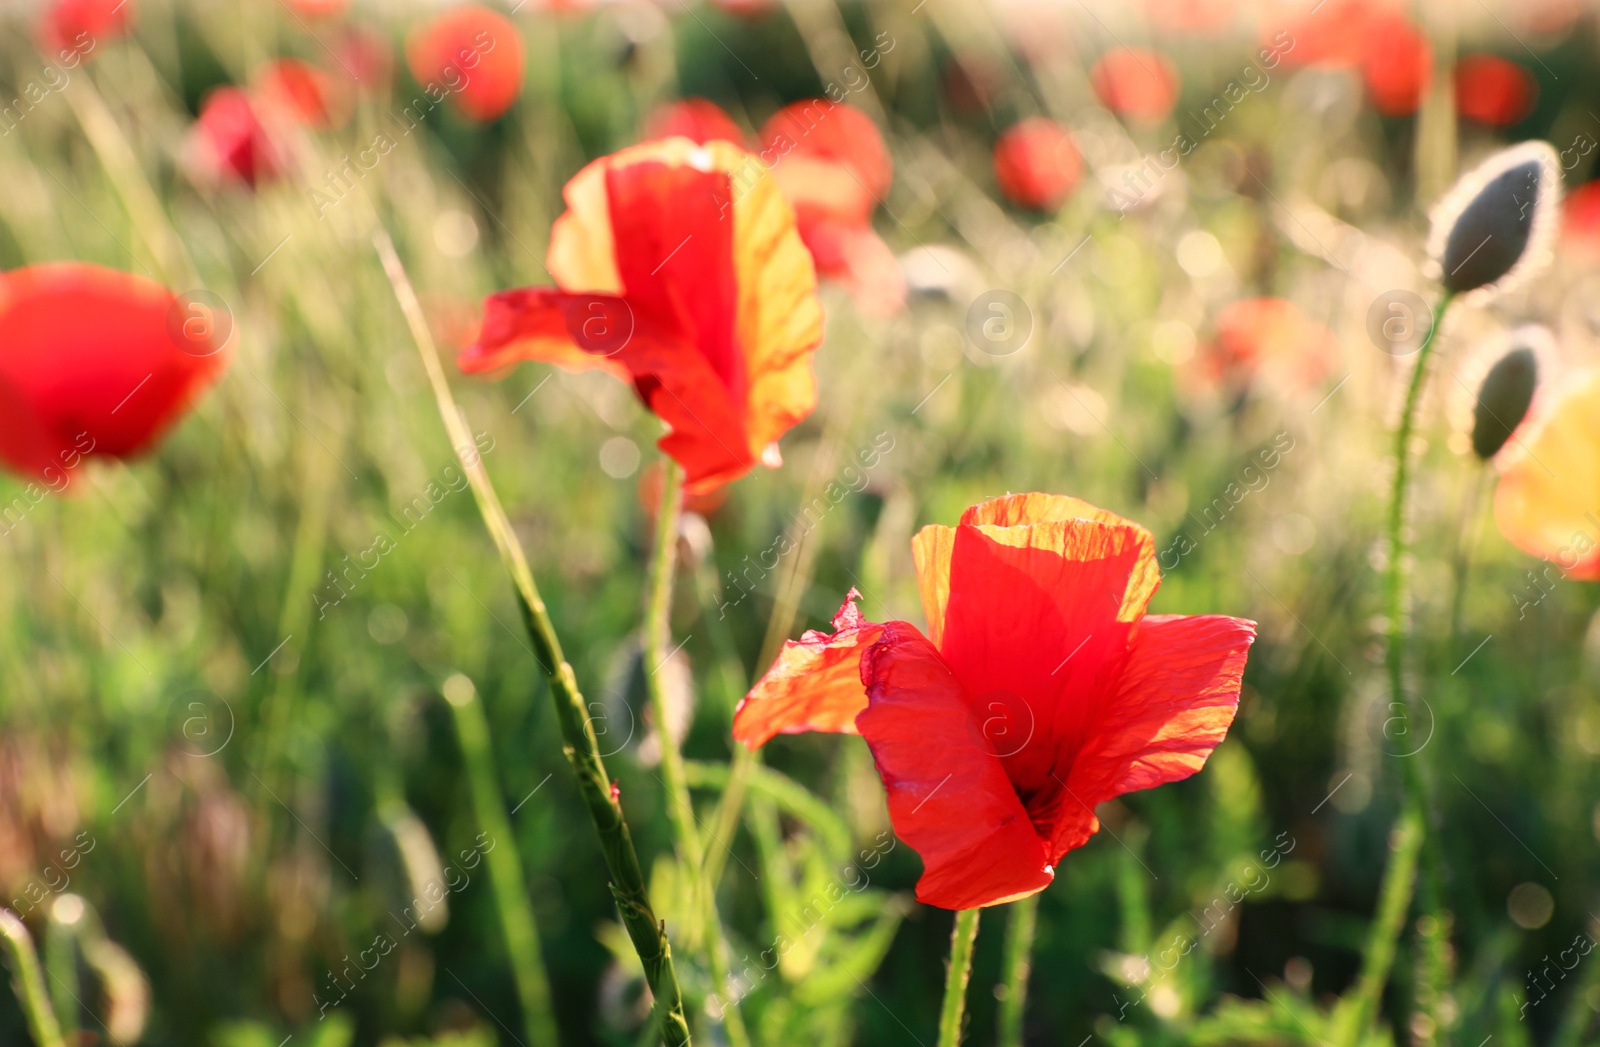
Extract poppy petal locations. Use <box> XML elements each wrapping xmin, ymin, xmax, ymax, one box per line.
<box><xmin>1068</xmin><ymin>613</ymin><xmax>1255</xmax><ymax>807</ymax></box>
<box><xmin>731</xmin><ymin>589</ymin><xmax>885</xmax><ymax>747</ymax></box>
<box><xmin>858</xmin><ymin>623</ymin><xmax>1053</xmax><ymax>910</ymax></box>
<box><xmin>458</xmin><ymin>287</ymin><xmax>631</xmax><ymax>378</ymax></box>
<box><xmin>1493</xmin><ymin>367</ymin><xmax>1600</xmax><ymax>579</ymax></box>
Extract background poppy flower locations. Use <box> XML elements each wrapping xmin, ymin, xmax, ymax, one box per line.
<box><xmin>1493</xmin><ymin>367</ymin><xmax>1600</xmax><ymax>579</ymax></box>
<box><xmin>39</xmin><ymin>0</ymin><xmax>132</xmax><ymax>56</ymax></box>
<box><xmin>188</xmin><ymin>86</ymin><xmax>283</xmax><ymax>187</ymax></box>
<box><xmin>461</xmin><ymin>138</ymin><xmax>824</xmax><ymax>493</ymax></box>
<box><xmin>405</xmin><ymin>4</ymin><xmax>524</xmax><ymax>124</ymax></box>
<box><xmin>254</xmin><ymin>58</ymin><xmax>351</xmax><ymax>130</ymax></box>
<box><xmin>1362</xmin><ymin>12</ymin><xmax>1432</xmax><ymax>116</ymax></box>
<box><xmin>993</xmin><ymin>118</ymin><xmax>1082</xmax><ymax>211</ymax></box>
<box><xmin>1563</xmin><ymin>180</ymin><xmax>1600</xmax><ymax>259</ymax></box>
<box><xmin>733</xmin><ymin>494</ymin><xmax>1255</xmax><ymax>910</ymax></box>
<box><xmin>1090</xmin><ymin>48</ymin><xmax>1180</xmax><ymax>124</ymax></box>
<box><xmin>759</xmin><ymin>100</ymin><xmax>903</xmax><ymax>313</ymax></box>
<box><xmin>1204</xmin><ymin>297</ymin><xmax>1338</xmax><ymax>392</ymax></box>
<box><xmin>645</xmin><ymin>98</ymin><xmax>750</xmax><ymax>148</ymax></box>
<box><xmin>285</xmin><ymin>0</ymin><xmax>349</xmax><ymax>15</ymax></box>
<box><xmin>0</xmin><ymin>263</ymin><xmax>225</xmax><ymax>481</ymax></box>
<box><xmin>1455</xmin><ymin>54</ymin><xmax>1536</xmax><ymax>127</ymax></box>
<box><xmin>334</xmin><ymin>25</ymin><xmax>395</xmax><ymax>95</ymax></box>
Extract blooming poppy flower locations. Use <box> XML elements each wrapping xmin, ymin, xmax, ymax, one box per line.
<box><xmin>759</xmin><ymin>100</ymin><xmax>903</xmax><ymax>314</ymax></box>
<box><xmin>0</xmin><ymin>263</ymin><xmax>225</xmax><ymax>481</ymax></box>
<box><xmin>993</xmin><ymin>118</ymin><xmax>1082</xmax><ymax>211</ymax></box>
<box><xmin>187</xmin><ymin>87</ymin><xmax>283</xmax><ymax>188</ymax></box>
<box><xmin>645</xmin><ymin>98</ymin><xmax>750</xmax><ymax>148</ymax></box>
<box><xmin>1204</xmin><ymin>297</ymin><xmax>1338</xmax><ymax>393</ymax></box>
<box><xmin>460</xmin><ymin>139</ymin><xmax>824</xmax><ymax>493</ymax></box>
<box><xmin>1361</xmin><ymin>12</ymin><xmax>1432</xmax><ymax>116</ymax></box>
<box><xmin>1493</xmin><ymin>367</ymin><xmax>1600</xmax><ymax>580</ymax></box>
<box><xmin>405</xmin><ymin>4</ymin><xmax>524</xmax><ymax>123</ymax></box>
<box><xmin>1090</xmin><ymin>48</ymin><xmax>1180</xmax><ymax>125</ymax></box>
<box><xmin>39</xmin><ymin>0</ymin><xmax>132</xmax><ymax>57</ymax></box>
<box><xmin>732</xmin><ymin>494</ymin><xmax>1256</xmax><ymax>910</ymax></box>
<box><xmin>254</xmin><ymin>58</ymin><xmax>351</xmax><ymax>130</ymax></box>
<box><xmin>1455</xmin><ymin>54</ymin><xmax>1536</xmax><ymax>127</ymax></box>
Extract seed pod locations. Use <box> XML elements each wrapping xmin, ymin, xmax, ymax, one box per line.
<box><xmin>1428</xmin><ymin>142</ymin><xmax>1560</xmax><ymax>298</ymax></box>
<box><xmin>1472</xmin><ymin>345</ymin><xmax>1539</xmax><ymax>460</ymax></box>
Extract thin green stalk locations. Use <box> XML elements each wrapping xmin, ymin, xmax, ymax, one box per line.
<box><xmin>644</xmin><ymin>462</ymin><xmax>751</xmax><ymax>1047</ymax></box>
<box><xmin>43</xmin><ymin>898</ymin><xmax>81</xmax><ymax>1043</ymax></box>
<box><xmin>374</xmin><ymin>231</ymin><xmax>690</xmax><ymax>1046</ymax></box>
<box><xmin>938</xmin><ymin>909</ymin><xmax>982</xmax><ymax>1047</ymax></box>
<box><xmin>1</xmin><ymin>909</ymin><xmax>66</xmax><ymax>1047</ymax></box>
<box><xmin>1334</xmin><ymin>804</ymin><xmax>1424</xmax><ymax>1047</ymax></box>
<box><xmin>443</xmin><ymin>676</ymin><xmax>561</xmax><ymax>1047</ymax></box>
<box><xmin>1340</xmin><ymin>294</ymin><xmax>1452</xmax><ymax>1047</ymax></box>
<box><xmin>997</xmin><ymin>895</ymin><xmax>1038</xmax><ymax>1047</ymax></box>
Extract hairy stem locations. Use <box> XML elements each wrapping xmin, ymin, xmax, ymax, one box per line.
<box><xmin>938</xmin><ymin>908</ymin><xmax>982</xmax><ymax>1047</ymax></box>
<box><xmin>375</xmin><ymin>230</ymin><xmax>690</xmax><ymax>1045</ymax></box>
<box><xmin>997</xmin><ymin>895</ymin><xmax>1038</xmax><ymax>1047</ymax></box>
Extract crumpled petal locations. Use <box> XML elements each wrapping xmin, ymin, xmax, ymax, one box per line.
<box><xmin>858</xmin><ymin>623</ymin><xmax>1053</xmax><ymax>910</ymax></box>
<box><xmin>732</xmin><ymin>590</ymin><xmax>885</xmax><ymax>747</ymax></box>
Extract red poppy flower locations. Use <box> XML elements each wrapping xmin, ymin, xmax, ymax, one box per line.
<box><xmin>1273</xmin><ymin>0</ymin><xmax>1371</xmax><ymax>68</ymax></box>
<box><xmin>285</xmin><ymin>0</ymin><xmax>348</xmax><ymax>15</ymax></box>
<box><xmin>645</xmin><ymin>99</ymin><xmax>750</xmax><ymax>148</ymax></box>
<box><xmin>39</xmin><ymin>0</ymin><xmax>132</xmax><ymax>57</ymax></box>
<box><xmin>993</xmin><ymin>118</ymin><xmax>1082</xmax><ymax>211</ymax></box>
<box><xmin>460</xmin><ymin>139</ymin><xmax>824</xmax><ymax>493</ymax></box>
<box><xmin>405</xmin><ymin>5</ymin><xmax>524</xmax><ymax>123</ymax></box>
<box><xmin>333</xmin><ymin>26</ymin><xmax>395</xmax><ymax>95</ymax></box>
<box><xmin>1455</xmin><ymin>54</ymin><xmax>1536</xmax><ymax>127</ymax></box>
<box><xmin>0</xmin><ymin>263</ymin><xmax>225</xmax><ymax>481</ymax></box>
<box><xmin>1205</xmin><ymin>297</ymin><xmax>1338</xmax><ymax>392</ymax></box>
<box><xmin>255</xmin><ymin>58</ymin><xmax>351</xmax><ymax>130</ymax></box>
<box><xmin>1090</xmin><ymin>48</ymin><xmax>1180</xmax><ymax>124</ymax></box>
<box><xmin>759</xmin><ymin>100</ymin><xmax>903</xmax><ymax>313</ymax></box>
<box><xmin>188</xmin><ymin>87</ymin><xmax>283</xmax><ymax>188</ymax></box>
<box><xmin>732</xmin><ymin>494</ymin><xmax>1255</xmax><ymax>910</ymax></box>
<box><xmin>1361</xmin><ymin>12</ymin><xmax>1432</xmax><ymax>116</ymax></box>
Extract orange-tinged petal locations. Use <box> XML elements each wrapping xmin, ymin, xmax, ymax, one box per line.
<box><xmin>858</xmin><ymin>624</ymin><xmax>1054</xmax><ymax>910</ymax></box>
<box><xmin>1493</xmin><ymin>367</ymin><xmax>1600</xmax><ymax>579</ymax></box>
<box><xmin>459</xmin><ymin>288</ymin><xmax>631</xmax><ymax>379</ymax></box>
<box><xmin>911</xmin><ymin>523</ymin><xmax>957</xmax><ymax>647</ymax></box>
<box><xmin>731</xmin><ymin>590</ymin><xmax>885</xmax><ymax>747</ymax></box>
<box><xmin>1066</xmin><ymin>613</ymin><xmax>1254</xmax><ymax>822</ymax></box>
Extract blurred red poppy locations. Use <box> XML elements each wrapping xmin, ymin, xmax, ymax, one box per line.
<box><xmin>1361</xmin><ymin>11</ymin><xmax>1432</xmax><ymax>116</ymax></box>
<box><xmin>993</xmin><ymin>118</ymin><xmax>1082</xmax><ymax>211</ymax></box>
<box><xmin>460</xmin><ymin>139</ymin><xmax>825</xmax><ymax>493</ymax></box>
<box><xmin>188</xmin><ymin>87</ymin><xmax>283</xmax><ymax>188</ymax></box>
<box><xmin>0</xmin><ymin>263</ymin><xmax>225</xmax><ymax>481</ymax></box>
<box><xmin>333</xmin><ymin>25</ymin><xmax>395</xmax><ymax>95</ymax></box>
<box><xmin>255</xmin><ymin>58</ymin><xmax>351</xmax><ymax>130</ymax></box>
<box><xmin>1205</xmin><ymin>297</ymin><xmax>1337</xmax><ymax>392</ymax></box>
<box><xmin>759</xmin><ymin>100</ymin><xmax>904</xmax><ymax>313</ymax></box>
<box><xmin>1090</xmin><ymin>48</ymin><xmax>1180</xmax><ymax>124</ymax></box>
<box><xmin>1144</xmin><ymin>0</ymin><xmax>1235</xmax><ymax>32</ymax></box>
<box><xmin>732</xmin><ymin>494</ymin><xmax>1255</xmax><ymax>910</ymax></box>
<box><xmin>645</xmin><ymin>98</ymin><xmax>750</xmax><ymax>148</ymax></box>
<box><xmin>39</xmin><ymin>0</ymin><xmax>132</xmax><ymax>56</ymax></box>
<box><xmin>1563</xmin><ymin>180</ymin><xmax>1600</xmax><ymax>259</ymax></box>
<box><xmin>1274</xmin><ymin>0</ymin><xmax>1370</xmax><ymax>67</ymax></box>
<box><xmin>1455</xmin><ymin>54</ymin><xmax>1535</xmax><ymax>127</ymax></box>
<box><xmin>405</xmin><ymin>4</ymin><xmax>524</xmax><ymax>123</ymax></box>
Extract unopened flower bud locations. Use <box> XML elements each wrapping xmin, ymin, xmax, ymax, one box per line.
<box><xmin>1428</xmin><ymin>141</ymin><xmax>1560</xmax><ymax>298</ymax></box>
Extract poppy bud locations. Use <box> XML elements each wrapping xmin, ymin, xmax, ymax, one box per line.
<box><xmin>1471</xmin><ymin>344</ymin><xmax>1538</xmax><ymax>460</ymax></box>
<box><xmin>1428</xmin><ymin>141</ymin><xmax>1560</xmax><ymax>298</ymax></box>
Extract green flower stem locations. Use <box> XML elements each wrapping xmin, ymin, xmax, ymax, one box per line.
<box><xmin>375</xmin><ymin>231</ymin><xmax>690</xmax><ymax>1046</ymax></box>
<box><xmin>1</xmin><ymin>909</ymin><xmax>66</xmax><ymax>1047</ymax></box>
<box><xmin>443</xmin><ymin>677</ymin><xmax>561</xmax><ymax>1047</ymax></box>
<box><xmin>644</xmin><ymin>462</ymin><xmax>752</xmax><ymax>1047</ymax></box>
<box><xmin>997</xmin><ymin>895</ymin><xmax>1038</xmax><ymax>1047</ymax></box>
<box><xmin>938</xmin><ymin>908</ymin><xmax>982</xmax><ymax>1047</ymax></box>
<box><xmin>1340</xmin><ymin>293</ymin><xmax>1453</xmax><ymax>1047</ymax></box>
